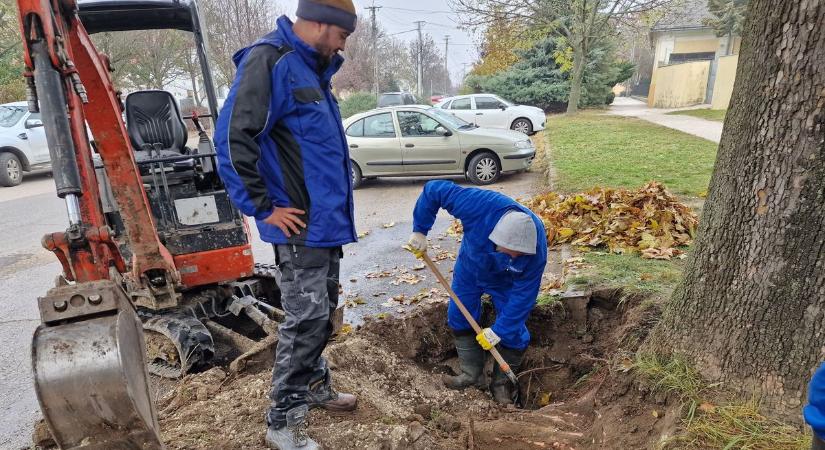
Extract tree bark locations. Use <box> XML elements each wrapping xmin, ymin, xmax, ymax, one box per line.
<box><xmin>566</xmin><ymin>42</ymin><xmax>586</xmax><ymax>114</ymax></box>
<box><xmin>645</xmin><ymin>0</ymin><xmax>825</xmax><ymax>421</ymax></box>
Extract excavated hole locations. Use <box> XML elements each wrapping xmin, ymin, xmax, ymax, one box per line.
<box><xmin>356</xmin><ymin>287</ymin><xmax>646</xmax><ymax>412</ymax></box>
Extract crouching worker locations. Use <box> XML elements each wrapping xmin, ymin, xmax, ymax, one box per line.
<box><xmin>804</xmin><ymin>362</ymin><xmax>825</xmax><ymax>450</ymax></box>
<box><xmin>407</xmin><ymin>180</ymin><xmax>547</xmax><ymax>404</ymax></box>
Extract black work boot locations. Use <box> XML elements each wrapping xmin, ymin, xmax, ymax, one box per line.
<box><xmin>443</xmin><ymin>332</ymin><xmax>486</xmax><ymax>390</ymax></box>
<box><xmin>490</xmin><ymin>346</ymin><xmax>524</xmax><ymax>405</ymax></box>
<box><xmin>307</xmin><ymin>372</ymin><xmax>357</xmax><ymax>412</ymax></box>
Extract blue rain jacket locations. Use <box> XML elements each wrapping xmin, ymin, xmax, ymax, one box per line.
<box><xmin>214</xmin><ymin>16</ymin><xmax>356</xmax><ymax>247</ymax></box>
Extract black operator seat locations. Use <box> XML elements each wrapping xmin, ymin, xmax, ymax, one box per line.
<box><xmin>124</xmin><ymin>90</ymin><xmax>195</xmax><ymax>171</ymax></box>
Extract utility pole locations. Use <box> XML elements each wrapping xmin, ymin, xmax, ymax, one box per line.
<box><xmin>443</xmin><ymin>35</ymin><xmax>450</xmax><ymax>94</ymax></box>
<box><xmin>365</xmin><ymin>3</ymin><xmax>382</xmax><ymax>97</ymax></box>
<box><xmin>414</xmin><ymin>21</ymin><xmax>425</xmax><ymax>98</ymax></box>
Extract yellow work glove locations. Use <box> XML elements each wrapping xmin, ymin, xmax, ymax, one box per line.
<box><xmin>407</xmin><ymin>232</ymin><xmax>427</xmax><ymax>259</ymax></box>
<box><xmin>476</xmin><ymin>328</ymin><xmax>501</xmax><ymax>351</ymax></box>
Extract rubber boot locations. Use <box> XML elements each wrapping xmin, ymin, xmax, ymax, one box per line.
<box><xmin>265</xmin><ymin>405</ymin><xmax>320</xmax><ymax>450</ymax></box>
<box><xmin>443</xmin><ymin>332</ymin><xmax>486</xmax><ymax>390</ymax></box>
<box><xmin>490</xmin><ymin>346</ymin><xmax>524</xmax><ymax>405</ymax></box>
<box><xmin>813</xmin><ymin>434</ymin><xmax>825</xmax><ymax>450</ymax></box>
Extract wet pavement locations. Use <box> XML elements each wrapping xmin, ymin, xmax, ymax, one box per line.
<box><xmin>0</xmin><ymin>170</ymin><xmax>544</xmax><ymax>448</ymax></box>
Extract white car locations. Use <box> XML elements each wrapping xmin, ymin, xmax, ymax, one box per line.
<box><xmin>0</xmin><ymin>101</ymin><xmax>49</xmax><ymax>186</ymax></box>
<box><xmin>436</xmin><ymin>94</ymin><xmax>546</xmax><ymax>135</ymax></box>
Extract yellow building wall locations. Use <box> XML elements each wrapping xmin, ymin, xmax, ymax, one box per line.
<box><xmin>673</xmin><ymin>38</ymin><xmax>719</xmax><ymax>54</ymax></box>
<box><xmin>649</xmin><ymin>61</ymin><xmax>711</xmax><ymax>108</ymax></box>
<box><xmin>711</xmin><ymin>54</ymin><xmax>739</xmax><ymax>110</ymax></box>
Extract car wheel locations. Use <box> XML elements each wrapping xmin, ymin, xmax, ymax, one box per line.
<box><xmin>467</xmin><ymin>152</ymin><xmax>501</xmax><ymax>185</ymax></box>
<box><xmin>0</xmin><ymin>152</ymin><xmax>23</xmax><ymax>187</ymax></box>
<box><xmin>351</xmin><ymin>161</ymin><xmax>363</xmax><ymax>189</ymax></box>
<box><xmin>511</xmin><ymin>118</ymin><xmax>533</xmax><ymax>135</ymax></box>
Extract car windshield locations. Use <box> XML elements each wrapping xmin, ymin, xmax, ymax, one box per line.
<box><xmin>0</xmin><ymin>106</ymin><xmax>26</xmax><ymax>127</ymax></box>
<box><xmin>493</xmin><ymin>95</ymin><xmax>515</xmax><ymax>107</ymax></box>
<box><xmin>427</xmin><ymin>107</ymin><xmax>474</xmax><ymax>129</ymax></box>
<box><xmin>378</xmin><ymin>94</ymin><xmax>403</xmax><ymax>107</ymax></box>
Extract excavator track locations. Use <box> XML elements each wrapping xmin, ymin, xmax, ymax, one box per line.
<box><xmin>139</xmin><ymin>310</ymin><xmax>215</xmax><ymax>378</ymax></box>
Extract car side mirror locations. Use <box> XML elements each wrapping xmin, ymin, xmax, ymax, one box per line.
<box><xmin>436</xmin><ymin>126</ymin><xmax>452</xmax><ymax>137</ymax></box>
<box><xmin>25</xmin><ymin>118</ymin><xmax>43</xmax><ymax>129</ymax></box>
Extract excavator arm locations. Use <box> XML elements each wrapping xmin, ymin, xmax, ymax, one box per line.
<box><xmin>16</xmin><ymin>0</ymin><xmax>174</xmax><ymax>447</ymax></box>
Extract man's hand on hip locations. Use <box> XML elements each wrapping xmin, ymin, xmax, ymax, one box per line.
<box><xmin>476</xmin><ymin>328</ymin><xmax>501</xmax><ymax>350</ymax></box>
<box><xmin>263</xmin><ymin>207</ymin><xmax>307</xmax><ymax>237</ymax></box>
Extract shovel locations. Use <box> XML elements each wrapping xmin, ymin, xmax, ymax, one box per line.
<box><xmin>404</xmin><ymin>246</ymin><xmax>522</xmax><ymax>404</ymax></box>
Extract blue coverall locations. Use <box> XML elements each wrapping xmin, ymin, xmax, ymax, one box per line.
<box><xmin>412</xmin><ymin>181</ymin><xmax>548</xmax><ymax>350</ymax></box>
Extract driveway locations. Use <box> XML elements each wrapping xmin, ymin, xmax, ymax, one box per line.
<box><xmin>609</xmin><ymin>97</ymin><xmax>723</xmax><ymax>143</ymax></box>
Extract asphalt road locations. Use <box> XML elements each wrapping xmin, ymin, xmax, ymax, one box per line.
<box><xmin>0</xmin><ymin>170</ymin><xmax>544</xmax><ymax>449</ymax></box>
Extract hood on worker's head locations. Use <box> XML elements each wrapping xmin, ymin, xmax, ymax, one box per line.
<box><xmin>489</xmin><ymin>210</ymin><xmax>537</xmax><ymax>256</ymax></box>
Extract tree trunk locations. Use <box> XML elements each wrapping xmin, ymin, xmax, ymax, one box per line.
<box><xmin>566</xmin><ymin>43</ymin><xmax>586</xmax><ymax>114</ymax></box>
<box><xmin>645</xmin><ymin>0</ymin><xmax>825</xmax><ymax>421</ymax></box>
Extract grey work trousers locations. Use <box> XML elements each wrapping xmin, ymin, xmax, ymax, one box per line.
<box><xmin>266</xmin><ymin>244</ymin><xmax>341</xmax><ymax>428</ymax></box>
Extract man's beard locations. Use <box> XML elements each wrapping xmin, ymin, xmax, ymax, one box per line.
<box><xmin>316</xmin><ymin>44</ymin><xmax>334</xmax><ymax>69</ymax></box>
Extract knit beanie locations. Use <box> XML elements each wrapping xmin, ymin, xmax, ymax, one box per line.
<box><xmin>296</xmin><ymin>0</ymin><xmax>358</xmax><ymax>33</ymax></box>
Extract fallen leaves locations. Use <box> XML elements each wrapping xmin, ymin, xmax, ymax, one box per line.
<box><xmin>446</xmin><ymin>220</ymin><xmax>463</xmax><ymax>237</ymax></box>
<box><xmin>432</xmin><ymin>249</ymin><xmax>457</xmax><ymax>262</ymax></box>
<box><xmin>380</xmin><ymin>288</ymin><xmax>449</xmax><ymax>307</ymax></box>
<box><xmin>391</xmin><ymin>273</ymin><xmax>423</xmax><ymax>286</ymax></box>
<box><xmin>521</xmin><ymin>182</ymin><xmax>698</xmax><ymax>260</ymax></box>
<box><xmin>441</xmin><ymin>183</ymin><xmax>694</xmax><ymax>260</ymax></box>
<box><xmin>343</xmin><ymin>297</ymin><xmax>366</xmax><ymax>308</ymax></box>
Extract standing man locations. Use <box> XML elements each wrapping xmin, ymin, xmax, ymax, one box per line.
<box><xmin>407</xmin><ymin>180</ymin><xmax>547</xmax><ymax>404</ymax></box>
<box><xmin>214</xmin><ymin>2</ymin><xmax>358</xmax><ymax>449</ymax></box>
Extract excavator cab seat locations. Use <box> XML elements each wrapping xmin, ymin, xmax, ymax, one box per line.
<box><xmin>125</xmin><ymin>90</ymin><xmax>195</xmax><ymax>172</ymax></box>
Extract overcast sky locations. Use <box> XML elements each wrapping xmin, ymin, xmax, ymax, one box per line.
<box><xmin>278</xmin><ymin>0</ymin><xmax>480</xmax><ymax>82</ymax></box>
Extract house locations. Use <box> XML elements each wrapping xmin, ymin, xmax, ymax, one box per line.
<box><xmin>647</xmin><ymin>0</ymin><xmax>740</xmax><ymax>109</ymax></box>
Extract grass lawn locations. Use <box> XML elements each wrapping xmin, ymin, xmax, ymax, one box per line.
<box><xmin>666</xmin><ymin>108</ymin><xmax>727</xmax><ymax>122</ymax></box>
<box><xmin>568</xmin><ymin>251</ymin><xmax>687</xmax><ymax>296</ymax></box>
<box><xmin>546</xmin><ymin>111</ymin><xmax>718</xmax><ymax>197</ymax></box>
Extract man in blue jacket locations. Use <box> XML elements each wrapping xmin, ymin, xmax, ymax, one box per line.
<box><xmin>407</xmin><ymin>180</ymin><xmax>547</xmax><ymax>404</ymax></box>
<box><xmin>214</xmin><ymin>1</ymin><xmax>358</xmax><ymax>448</ymax></box>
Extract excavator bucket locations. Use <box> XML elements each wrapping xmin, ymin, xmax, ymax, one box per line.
<box><xmin>32</xmin><ymin>280</ymin><xmax>163</xmax><ymax>449</ymax></box>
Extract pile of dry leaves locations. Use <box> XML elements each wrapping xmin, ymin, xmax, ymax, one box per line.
<box><xmin>449</xmin><ymin>182</ymin><xmax>698</xmax><ymax>260</ymax></box>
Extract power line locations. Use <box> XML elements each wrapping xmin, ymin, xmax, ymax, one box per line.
<box><xmin>382</xmin><ymin>6</ymin><xmax>454</xmax><ymax>14</ymax></box>
<box><xmin>388</xmin><ymin>29</ymin><xmax>417</xmax><ymax>36</ymax></box>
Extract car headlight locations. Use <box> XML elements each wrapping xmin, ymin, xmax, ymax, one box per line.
<box><xmin>515</xmin><ymin>140</ymin><xmax>533</xmax><ymax>149</ymax></box>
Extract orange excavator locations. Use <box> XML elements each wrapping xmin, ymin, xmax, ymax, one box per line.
<box><xmin>15</xmin><ymin>0</ymin><xmax>324</xmax><ymax>447</ymax></box>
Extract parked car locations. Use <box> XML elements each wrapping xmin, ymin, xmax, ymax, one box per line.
<box><xmin>343</xmin><ymin>105</ymin><xmax>535</xmax><ymax>188</ymax></box>
<box><xmin>436</xmin><ymin>94</ymin><xmax>546</xmax><ymax>135</ymax></box>
<box><xmin>0</xmin><ymin>101</ymin><xmax>49</xmax><ymax>187</ymax></box>
<box><xmin>377</xmin><ymin>92</ymin><xmax>416</xmax><ymax>107</ymax></box>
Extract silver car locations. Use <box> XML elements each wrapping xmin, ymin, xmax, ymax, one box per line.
<box><xmin>343</xmin><ymin>106</ymin><xmax>536</xmax><ymax>188</ymax></box>
<box><xmin>0</xmin><ymin>102</ymin><xmax>49</xmax><ymax>186</ymax></box>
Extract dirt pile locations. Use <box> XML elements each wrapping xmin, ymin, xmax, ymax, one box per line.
<box><xmin>154</xmin><ymin>289</ymin><xmax>683</xmax><ymax>450</ymax></box>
